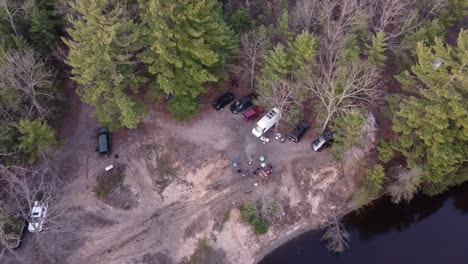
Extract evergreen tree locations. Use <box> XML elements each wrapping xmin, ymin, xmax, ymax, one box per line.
<box><xmin>288</xmin><ymin>31</ymin><xmax>316</xmax><ymax>80</ymax></box>
<box><xmin>64</xmin><ymin>0</ymin><xmax>146</xmax><ymax>129</ymax></box>
<box><xmin>167</xmin><ymin>96</ymin><xmax>200</xmax><ymax>121</ymax></box>
<box><xmin>139</xmin><ymin>0</ymin><xmax>236</xmax><ymax>100</ymax></box>
<box><xmin>366</xmin><ymin>164</ymin><xmax>385</xmax><ymax>196</ymax></box>
<box><xmin>438</xmin><ymin>0</ymin><xmax>468</xmax><ymax>28</ymax></box>
<box><xmin>276</xmin><ymin>9</ymin><xmax>293</xmax><ymax>41</ymax></box>
<box><xmin>229</xmin><ymin>6</ymin><xmax>252</xmax><ymax>33</ymax></box>
<box><xmin>364</xmin><ymin>31</ymin><xmax>387</xmax><ymax>67</ymax></box>
<box><xmin>16</xmin><ymin>118</ymin><xmax>57</xmax><ymax>162</ymax></box>
<box><xmin>330</xmin><ymin>112</ymin><xmax>366</xmax><ymax>158</ymax></box>
<box><xmin>29</xmin><ymin>0</ymin><xmax>60</xmax><ymax>55</ymax></box>
<box><xmin>257</xmin><ymin>43</ymin><xmax>291</xmax><ymax>87</ymax></box>
<box><xmin>387</xmin><ymin>30</ymin><xmax>468</xmax><ymax>195</ymax></box>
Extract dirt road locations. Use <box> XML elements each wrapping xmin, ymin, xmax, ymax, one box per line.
<box><xmin>19</xmin><ymin>85</ymin><xmax>359</xmax><ymax>264</ymax></box>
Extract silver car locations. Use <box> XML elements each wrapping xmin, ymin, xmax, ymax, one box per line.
<box><xmin>311</xmin><ymin>131</ymin><xmax>334</xmax><ymax>151</ymax></box>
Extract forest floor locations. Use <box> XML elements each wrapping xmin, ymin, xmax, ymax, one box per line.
<box><xmin>13</xmin><ymin>80</ymin><xmax>364</xmax><ymax>264</ymax></box>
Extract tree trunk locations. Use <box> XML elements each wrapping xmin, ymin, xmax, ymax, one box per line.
<box><xmin>321</xmin><ymin>112</ymin><xmax>333</xmax><ymax>133</ymax></box>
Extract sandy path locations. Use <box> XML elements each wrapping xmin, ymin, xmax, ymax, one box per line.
<box><xmin>43</xmin><ymin>87</ymin><xmax>357</xmax><ymax>264</ymax></box>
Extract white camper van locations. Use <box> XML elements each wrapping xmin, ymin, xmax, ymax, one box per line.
<box><xmin>252</xmin><ymin>107</ymin><xmax>281</xmax><ymax>137</ymax></box>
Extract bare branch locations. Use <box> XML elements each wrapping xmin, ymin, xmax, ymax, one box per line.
<box><xmin>259</xmin><ymin>78</ymin><xmax>303</xmax><ymax>127</ymax></box>
<box><xmin>237</xmin><ymin>28</ymin><xmax>269</xmax><ymax>88</ymax></box>
<box><xmin>0</xmin><ymin>49</ymin><xmax>55</xmax><ymax>119</ymax></box>
<box><xmin>0</xmin><ymin>0</ymin><xmax>32</xmax><ymax>36</ymax></box>
<box><xmin>308</xmin><ymin>60</ymin><xmax>383</xmax><ymax>132</ymax></box>
<box><xmin>321</xmin><ymin>211</ymin><xmax>350</xmax><ymax>253</ymax></box>
<box><xmin>291</xmin><ymin>0</ymin><xmax>321</xmax><ymax>33</ymax></box>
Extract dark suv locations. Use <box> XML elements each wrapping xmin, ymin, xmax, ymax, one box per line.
<box><xmin>288</xmin><ymin>122</ymin><xmax>310</xmax><ymax>143</ymax></box>
<box><xmin>230</xmin><ymin>93</ymin><xmax>257</xmax><ymax>114</ymax></box>
<box><xmin>97</xmin><ymin>127</ymin><xmax>111</xmax><ymax>156</ymax></box>
<box><xmin>212</xmin><ymin>93</ymin><xmax>235</xmax><ymax>110</ymax></box>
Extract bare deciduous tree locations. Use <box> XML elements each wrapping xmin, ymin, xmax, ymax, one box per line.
<box><xmin>258</xmin><ymin>193</ymin><xmax>280</xmax><ymax>223</ymax></box>
<box><xmin>259</xmin><ymin>78</ymin><xmax>302</xmax><ymax>129</ymax></box>
<box><xmin>319</xmin><ymin>0</ymin><xmax>367</xmax><ymax>67</ymax></box>
<box><xmin>238</xmin><ymin>28</ymin><xmax>269</xmax><ymax>87</ymax></box>
<box><xmin>0</xmin><ymin>49</ymin><xmax>55</xmax><ymax>119</ymax></box>
<box><xmin>291</xmin><ymin>0</ymin><xmax>321</xmax><ymax>33</ymax></box>
<box><xmin>0</xmin><ymin>164</ymin><xmax>68</xmax><ymax>262</ymax></box>
<box><xmin>321</xmin><ymin>211</ymin><xmax>350</xmax><ymax>254</ymax></box>
<box><xmin>309</xmin><ymin>61</ymin><xmax>383</xmax><ymax>132</ymax></box>
<box><xmin>387</xmin><ymin>166</ymin><xmax>422</xmax><ymax>204</ymax></box>
<box><xmin>364</xmin><ymin>0</ymin><xmax>446</xmax><ymax>52</ymax></box>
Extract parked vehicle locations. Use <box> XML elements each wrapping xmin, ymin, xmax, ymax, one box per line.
<box><xmin>230</xmin><ymin>93</ymin><xmax>257</xmax><ymax>114</ymax></box>
<box><xmin>241</xmin><ymin>106</ymin><xmax>262</xmax><ymax>121</ymax></box>
<box><xmin>212</xmin><ymin>92</ymin><xmax>235</xmax><ymax>110</ymax></box>
<box><xmin>288</xmin><ymin>122</ymin><xmax>310</xmax><ymax>143</ymax></box>
<box><xmin>98</xmin><ymin>127</ymin><xmax>111</xmax><ymax>156</ymax></box>
<box><xmin>252</xmin><ymin>107</ymin><xmax>281</xmax><ymax>137</ymax></box>
<box><xmin>28</xmin><ymin>201</ymin><xmax>48</xmax><ymax>233</ymax></box>
<box><xmin>311</xmin><ymin>131</ymin><xmax>334</xmax><ymax>151</ymax></box>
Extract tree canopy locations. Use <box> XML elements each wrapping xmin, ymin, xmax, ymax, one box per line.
<box><xmin>64</xmin><ymin>0</ymin><xmax>146</xmax><ymax>129</ymax></box>
<box><xmin>387</xmin><ymin>30</ymin><xmax>468</xmax><ymax>195</ymax></box>
<box><xmin>139</xmin><ymin>0</ymin><xmax>236</xmax><ymax>98</ymax></box>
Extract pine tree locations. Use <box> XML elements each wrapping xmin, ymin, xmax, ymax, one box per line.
<box><xmin>257</xmin><ymin>43</ymin><xmax>291</xmax><ymax>88</ymax></box>
<box><xmin>64</xmin><ymin>0</ymin><xmax>146</xmax><ymax>129</ymax></box>
<box><xmin>438</xmin><ymin>0</ymin><xmax>468</xmax><ymax>28</ymax></box>
<box><xmin>139</xmin><ymin>0</ymin><xmax>236</xmax><ymax>99</ymax></box>
<box><xmin>29</xmin><ymin>0</ymin><xmax>60</xmax><ymax>55</ymax></box>
<box><xmin>16</xmin><ymin>118</ymin><xmax>57</xmax><ymax>162</ymax></box>
<box><xmin>387</xmin><ymin>30</ymin><xmax>468</xmax><ymax>195</ymax></box>
<box><xmin>364</xmin><ymin>31</ymin><xmax>387</xmax><ymax>67</ymax></box>
<box><xmin>229</xmin><ymin>7</ymin><xmax>252</xmax><ymax>33</ymax></box>
<box><xmin>330</xmin><ymin>112</ymin><xmax>366</xmax><ymax>158</ymax></box>
<box><xmin>288</xmin><ymin>31</ymin><xmax>316</xmax><ymax>80</ymax></box>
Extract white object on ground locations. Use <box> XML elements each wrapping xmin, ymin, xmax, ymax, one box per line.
<box><xmin>105</xmin><ymin>165</ymin><xmax>114</xmax><ymax>171</ymax></box>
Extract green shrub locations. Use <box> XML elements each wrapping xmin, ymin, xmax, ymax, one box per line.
<box><xmin>240</xmin><ymin>202</ymin><xmax>269</xmax><ymax>235</ymax></box>
<box><xmin>254</xmin><ymin>219</ymin><xmax>269</xmax><ymax>235</ymax></box>
<box><xmin>167</xmin><ymin>96</ymin><xmax>200</xmax><ymax>121</ymax></box>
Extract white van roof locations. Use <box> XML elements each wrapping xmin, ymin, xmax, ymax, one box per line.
<box><xmin>256</xmin><ymin>107</ymin><xmax>280</xmax><ymax>127</ymax></box>
<box><xmin>252</xmin><ymin>107</ymin><xmax>281</xmax><ymax>137</ymax></box>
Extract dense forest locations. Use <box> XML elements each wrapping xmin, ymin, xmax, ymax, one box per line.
<box><xmin>0</xmin><ymin>0</ymin><xmax>467</xmax><ymax>257</ymax></box>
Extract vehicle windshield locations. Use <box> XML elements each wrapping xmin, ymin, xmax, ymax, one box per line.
<box><xmin>31</xmin><ymin>216</ymin><xmax>41</xmax><ymax>223</ymax></box>
<box><xmin>312</xmin><ymin>138</ymin><xmax>322</xmax><ymax>146</ymax></box>
<box><xmin>254</xmin><ymin>125</ymin><xmax>263</xmax><ymax>133</ymax></box>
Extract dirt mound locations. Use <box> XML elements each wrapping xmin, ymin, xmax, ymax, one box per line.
<box><xmin>93</xmin><ymin>164</ymin><xmax>139</xmax><ymax>210</ymax></box>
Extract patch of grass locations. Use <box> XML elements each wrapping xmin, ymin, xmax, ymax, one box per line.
<box><xmin>153</xmin><ymin>153</ymin><xmax>180</xmax><ymax>194</ymax></box>
<box><xmin>240</xmin><ymin>202</ymin><xmax>270</xmax><ymax>235</ymax></box>
<box><xmin>184</xmin><ymin>237</ymin><xmax>227</xmax><ymax>264</ymax></box>
<box><xmin>93</xmin><ymin>167</ymin><xmax>124</xmax><ymax>199</ymax></box>
<box><xmin>254</xmin><ymin>220</ymin><xmax>269</xmax><ymax>235</ymax></box>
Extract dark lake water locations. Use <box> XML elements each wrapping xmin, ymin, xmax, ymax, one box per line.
<box><xmin>260</xmin><ymin>182</ymin><xmax>468</xmax><ymax>264</ymax></box>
